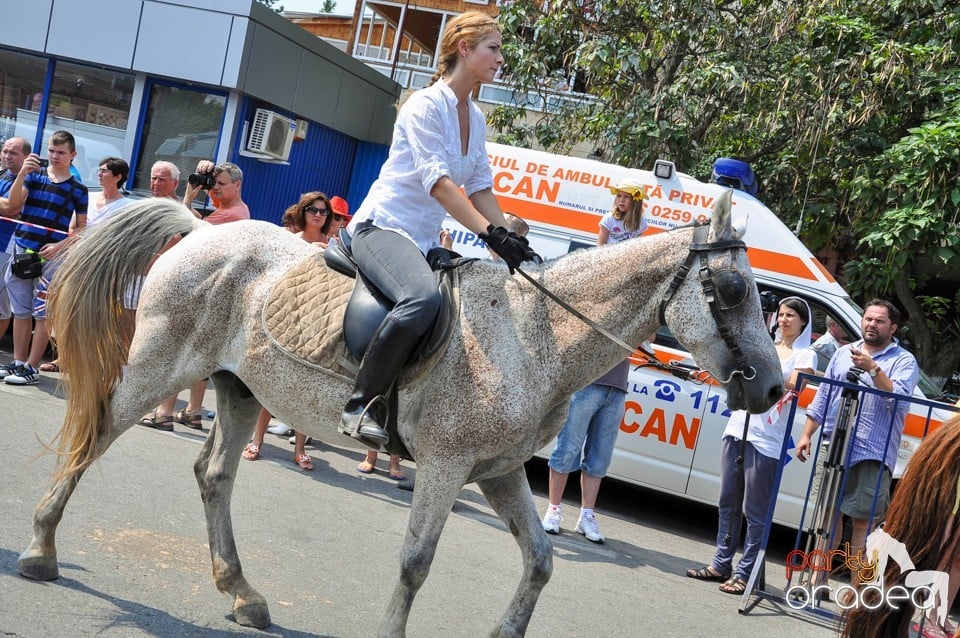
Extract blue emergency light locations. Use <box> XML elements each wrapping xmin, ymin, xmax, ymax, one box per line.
<box><xmin>710</xmin><ymin>158</ymin><xmax>758</xmax><ymax>196</ymax></box>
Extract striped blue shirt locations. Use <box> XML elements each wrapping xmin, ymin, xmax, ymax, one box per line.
<box><xmin>806</xmin><ymin>339</ymin><xmax>919</xmax><ymax>472</ymax></box>
<box><xmin>14</xmin><ymin>172</ymin><xmax>88</xmax><ymax>250</ymax></box>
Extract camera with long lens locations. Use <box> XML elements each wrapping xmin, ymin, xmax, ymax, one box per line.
<box><xmin>187</xmin><ymin>170</ymin><xmax>216</xmax><ymax>190</ymax></box>
<box><xmin>759</xmin><ymin>290</ymin><xmax>780</xmax><ymax>313</ymax></box>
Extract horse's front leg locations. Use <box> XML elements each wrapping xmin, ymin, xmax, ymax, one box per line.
<box><xmin>196</xmin><ymin>371</ymin><xmax>268</xmax><ymax>628</ymax></box>
<box><xmin>476</xmin><ymin>467</ymin><xmax>553</xmax><ymax>638</ymax></box>
<box><xmin>380</xmin><ymin>461</ymin><xmax>472</xmax><ymax>638</ymax></box>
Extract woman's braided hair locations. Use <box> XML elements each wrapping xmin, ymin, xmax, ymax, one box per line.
<box><xmin>428</xmin><ymin>11</ymin><xmax>501</xmax><ymax>86</ymax></box>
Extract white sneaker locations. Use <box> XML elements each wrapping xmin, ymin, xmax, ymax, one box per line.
<box><xmin>541</xmin><ymin>508</ymin><xmax>562</xmax><ymax>535</ymax></box>
<box><xmin>0</xmin><ymin>361</ymin><xmax>21</xmax><ymax>380</ymax></box>
<box><xmin>4</xmin><ymin>364</ymin><xmax>39</xmax><ymax>386</ymax></box>
<box><xmin>575</xmin><ymin>514</ymin><xmax>604</xmax><ymax>543</ymax></box>
<box><xmin>267</xmin><ymin>422</ymin><xmax>293</xmax><ymax>436</ymax></box>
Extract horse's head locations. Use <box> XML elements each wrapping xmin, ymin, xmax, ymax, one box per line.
<box><xmin>660</xmin><ymin>190</ymin><xmax>783</xmax><ymax>413</ymax></box>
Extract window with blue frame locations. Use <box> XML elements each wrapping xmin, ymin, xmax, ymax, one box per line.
<box><xmin>131</xmin><ymin>83</ymin><xmax>226</xmax><ymax>198</ymax></box>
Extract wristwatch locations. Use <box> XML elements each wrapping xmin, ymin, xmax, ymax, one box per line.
<box><xmin>867</xmin><ymin>367</ymin><xmax>879</xmax><ymax>378</ymax></box>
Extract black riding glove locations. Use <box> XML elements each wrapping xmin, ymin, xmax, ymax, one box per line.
<box><xmin>479</xmin><ymin>225</ymin><xmax>542</xmax><ymax>274</ymax></box>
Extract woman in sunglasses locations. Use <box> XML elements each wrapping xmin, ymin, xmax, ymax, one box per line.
<box><xmin>243</xmin><ymin>191</ymin><xmax>348</xmax><ymax>470</ymax></box>
<box><xmin>295</xmin><ymin>191</ymin><xmax>339</xmax><ymax>248</ymax></box>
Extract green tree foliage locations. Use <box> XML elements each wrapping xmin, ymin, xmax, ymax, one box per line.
<box><xmin>491</xmin><ymin>0</ymin><xmax>960</xmax><ymax>380</ymax></box>
<box><xmin>322</xmin><ymin>0</ymin><xmax>337</xmax><ymax>12</ymax></box>
<box><xmin>256</xmin><ymin>0</ymin><xmax>285</xmax><ymax>13</ymax></box>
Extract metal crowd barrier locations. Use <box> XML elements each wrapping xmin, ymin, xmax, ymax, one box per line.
<box><xmin>738</xmin><ymin>372</ymin><xmax>959</xmax><ymax>621</ymax></box>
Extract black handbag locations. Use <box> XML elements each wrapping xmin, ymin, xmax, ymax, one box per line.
<box><xmin>11</xmin><ymin>251</ymin><xmax>42</xmax><ymax>279</ymax></box>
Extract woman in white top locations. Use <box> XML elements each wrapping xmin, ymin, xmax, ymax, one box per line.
<box><xmin>687</xmin><ymin>296</ymin><xmax>815</xmax><ymax>594</ymax></box>
<box><xmin>340</xmin><ymin>11</ymin><xmax>540</xmax><ymax>448</ymax></box>
<box><xmin>72</xmin><ymin>157</ymin><xmax>133</xmax><ymax>230</ymax></box>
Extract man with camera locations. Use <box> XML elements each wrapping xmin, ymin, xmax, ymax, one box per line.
<box><xmin>796</xmin><ymin>299</ymin><xmax>918</xmax><ymax>591</ymax></box>
<box><xmin>0</xmin><ymin>130</ymin><xmax>87</xmax><ymax>385</ymax></box>
<box><xmin>0</xmin><ymin>137</ymin><xmax>32</xmax><ymax>342</ymax></box>
<box><xmin>183</xmin><ymin>161</ymin><xmax>249</xmax><ymax>224</ymax></box>
<box><xmin>139</xmin><ymin>160</ymin><xmax>247</xmax><ymax>432</ymax></box>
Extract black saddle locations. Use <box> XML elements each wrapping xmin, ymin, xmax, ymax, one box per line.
<box><xmin>323</xmin><ymin>228</ymin><xmax>472</xmax><ymax>364</ymax></box>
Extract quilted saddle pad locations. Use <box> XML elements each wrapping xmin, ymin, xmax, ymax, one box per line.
<box><xmin>263</xmin><ymin>253</ymin><xmax>357</xmax><ymax>378</ymax></box>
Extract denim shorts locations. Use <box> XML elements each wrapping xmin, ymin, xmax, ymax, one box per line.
<box><xmin>548</xmin><ymin>383</ymin><xmax>626</xmax><ymax>477</ymax></box>
<box><xmin>5</xmin><ymin>245</ymin><xmax>58</xmax><ymax>319</ymax></box>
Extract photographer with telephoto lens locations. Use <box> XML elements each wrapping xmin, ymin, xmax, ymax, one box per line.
<box><xmin>140</xmin><ymin>159</ymin><xmax>250</xmax><ymax>434</ymax></box>
<box><xmin>182</xmin><ymin>160</ymin><xmax>250</xmax><ymax>225</ymax></box>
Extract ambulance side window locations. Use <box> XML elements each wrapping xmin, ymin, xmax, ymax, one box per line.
<box><xmin>807</xmin><ymin>306</ymin><xmax>852</xmax><ymax>374</ymax></box>
<box><xmin>755</xmin><ymin>287</ymin><xmax>852</xmax><ymax>375</ymax></box>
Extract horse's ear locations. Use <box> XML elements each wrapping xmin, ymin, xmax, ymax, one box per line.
<box><xmin>708</xmin><ymin>189</ymin><xmax>735</xmax><ymax>241</ymax></box>
<box><xmin>731</xmin><ymin>213</ymin><xmax>748</xmax><ymax>239</ymax></box>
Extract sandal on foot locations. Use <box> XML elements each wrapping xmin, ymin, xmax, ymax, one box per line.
<box><xmin>174</xmin><ymin>410</ymin><xmax>203</xmax><ymax>430</ymax></box>
<box><xmin>388</xmin><ymin>469</ymin><xmax>407</xmax><ymax>480</ymax></box>
<box><xmin>39</xmin><ymin>361</ymin><xmax>61</xmax><ymax>372</ymax></box>
<box><xmin>242</xmin><ymin>442</ymin><xmax>260</xmax><ymax>461</ymax></box>
<box><xmin>686</xmin><ymin>566</ymin><xmax>727</xmax><ymax>582</ymax></box>
<box><xmin>356</xmin><ymin>461</ymin><xmax>376</xmax><ymax>474</ymax></box>
<box><xmin>138</xmin><ymin>412</ymin><xmax>174</xmax><ymax>432</ymax></box>
<box><xmin>719</xmin><ymin>576</ymin><xmax>747</xmax><ymax>595</ymax></box>
<box><xmin>295</xmin><ymin>453</ymin><xmax>314</xmax><ymax>471</ymax></box>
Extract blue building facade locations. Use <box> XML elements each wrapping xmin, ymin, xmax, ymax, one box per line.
<box><xmin>0</xmin><ymin>0</ymin><xmax>399</xmax><ymax>220</ymax></box>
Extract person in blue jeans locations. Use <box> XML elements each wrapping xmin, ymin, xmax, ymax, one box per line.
<box><xmin>540</xmin><ymin>362</ymin><xmax>629</xmax><ymax>543</ymax></box>
<box><xmin>540</xmin><ymin>179</ymin><xmax>647</xmax><ymax>543</ymax></box>
<box><xmin>686</xmin><ymin>296</ymin><xmax>815</xmax><ymax>594</ymax></box>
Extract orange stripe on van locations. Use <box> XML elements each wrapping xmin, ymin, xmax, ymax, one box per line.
<box><xmin>904</xmin><ymin>413</ymin><xmax>945</xmax><ymax>439</ymax></box>
<box><xmin>809</xmin><ymin>257</ymin><xmax>837</xmax><ymax>284</ymax></box>
<box><xmin>495</xmin><ymin>195</ymin><xmax>600</xmax><ymax>234</ymax></box>
<box><xmin>497</xmin><ymin>194</ymin><xmax>819</xmax><ymax>282</ymax></box>
<box><xmin>798</xmin><ymin>384</ymin><xmax>946</xmax><ymax>439</ymax></box>
<box><xmin>747</xmin><ymin>247</ymin><xmax>818</xmax><ymax>281</ymax></box>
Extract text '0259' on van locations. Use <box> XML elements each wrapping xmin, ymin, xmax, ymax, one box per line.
<box><xmin>441</xmin><ymin>142</ymin><xmax>954</xmax><ymax>528</ymax></box>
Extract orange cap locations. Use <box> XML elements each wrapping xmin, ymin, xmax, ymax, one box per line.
<box><xmin>330</xmin><ymin>195</ymin><xmax>350</xmax><ymax>220</ymax></box>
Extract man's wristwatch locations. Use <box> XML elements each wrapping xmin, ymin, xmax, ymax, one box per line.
<box><xmin>868</xmin><ymin>367</ymin><xmax>879</xmax><ymax>378</ymax></box>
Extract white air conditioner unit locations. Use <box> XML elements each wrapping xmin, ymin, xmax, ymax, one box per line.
<box><xmin>246</xmin><ymin>108</ymin><xmax>296</xmax><ymax>161</ymax></box>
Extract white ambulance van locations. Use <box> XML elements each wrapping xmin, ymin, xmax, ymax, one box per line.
<box><xmin>442</xmin><ymin>142</ymin><xmax>955</xmax><ymax>528</ymax></box>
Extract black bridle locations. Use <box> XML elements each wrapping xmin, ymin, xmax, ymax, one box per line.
<box><xmin>658</xmin><ymin>222</ymin><xmax>757</xmax><ymax>383</ymax></box>
<box><xmin>513</xmin><ymin>220</ymin><xmax>757</xmax><ymax>384</ymax></box>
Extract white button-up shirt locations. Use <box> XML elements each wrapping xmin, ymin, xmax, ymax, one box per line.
<box><xmin>347</xmin><ymin>81</ymin><xmax>493</xmax><ymax>254</ymax></box>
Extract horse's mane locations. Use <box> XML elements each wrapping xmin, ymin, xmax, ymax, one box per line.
<box><xmin>841</xmin><ymin>418</ymin><xmax>960</xmax><ymax>637</ymax></box>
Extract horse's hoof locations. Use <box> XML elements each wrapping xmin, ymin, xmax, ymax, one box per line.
<box><xmin>18</xmin><ymin>552</ymin><xmax>60</xmax><ymax>581</ymax></box>
<box><xmin>233</xmin><ymin>601</ymin><xmax>271</xmax><ymax>629</ymax></box>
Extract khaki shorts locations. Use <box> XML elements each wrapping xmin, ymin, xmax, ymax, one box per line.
<box><xmin>839</xmin><ymin>460</ymin><xmax>891</xmax><ymax>521</ymax></box>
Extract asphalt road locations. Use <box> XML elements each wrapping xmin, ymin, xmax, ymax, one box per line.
<box><xmin>0</xmin><ymin>361</ymin><xmax>838</xmax><ymax>637</ymax></box>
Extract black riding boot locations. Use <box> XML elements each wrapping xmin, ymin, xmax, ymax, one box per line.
<box><xmin>338</xmin><ymin>319</ymin><xmax>422</xmax><ymax>449</ymax></box>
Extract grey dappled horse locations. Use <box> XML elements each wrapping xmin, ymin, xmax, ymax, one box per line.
<box><xmin>19</xmin><ymin>191</ymin><xmax>782</xmax><ymax>637</ymax></box>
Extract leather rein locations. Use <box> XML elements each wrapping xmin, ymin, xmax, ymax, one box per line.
<box><xmin>515</xmin><ymin>222</ymin><xmax>756</xmax><ymax>384</ymax></box>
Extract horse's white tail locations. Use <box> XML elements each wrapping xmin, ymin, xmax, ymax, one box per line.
<box><xmin>49</xmin><ymin>199</ymin><xmax>202</xmax><ymax>479</ymax></box>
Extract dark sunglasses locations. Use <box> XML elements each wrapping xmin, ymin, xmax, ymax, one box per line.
<box><xmin>332</xmin><ymin>214</ymin><xmax>347</xmax><ymax>222</ymax></box>
<box><xmin>304</xmin><ymin>206</ymin><xmax>328</xmax><ymax>216</ymax></box>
